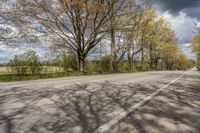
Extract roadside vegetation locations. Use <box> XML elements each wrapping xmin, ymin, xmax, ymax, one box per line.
<box><xmin>192</xmin><ymin>35</ymin><xmax>200</xmax><ymax>71</ymax></box>
<box><xmin>0</xmin><ymin>0</ymin><xmax>194</xmax><ymax>82</ymax></box>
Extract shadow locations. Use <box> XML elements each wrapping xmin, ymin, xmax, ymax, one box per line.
<box><xmin>0</xmin><ymin>73</ymin><xmax>199</xmax><ymax>133</ymax></box>
<box><xmin>111</xmin><ymin>74</ymin><xmax>200</xmax><ymax>133</ymax></box>
<box><xmin>0</xmin><ymin>79</ymin><xmax>161</xmax><ymax>133</ymax></box>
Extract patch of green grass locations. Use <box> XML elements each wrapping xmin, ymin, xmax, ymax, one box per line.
<box><xmin>0</xmin><ymin>70</ymin><xmax>139</xmax><ymax>82</ymax></box>
<box><xmin>197</xmin><ymin>66</ymin><xmax>200</xmax><ymax>71</ymax></box>
<box><xmin>0</xmin><ymin>68</ymin><xmax>177</xmax><ymax>83</ymax></box>
<box><xmin>0</xmin><ymin>73</ymin><xmax>66</xmax><ymax>82</ymax></box>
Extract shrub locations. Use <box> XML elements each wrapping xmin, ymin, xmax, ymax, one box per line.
<box><xmin>9</xmin><ymin>50</ymin><xmax>42</xmax><ymax>75</ymax></box>
<box><xmin>59</xmin><ymin>53</ymin><xmax>77</xmax><ymax>73</ymax></box>
<box><xmin>10</xmin><ymin>55</ymin><xmax>28</xmax><ymax>75</ymax></box>
<box><xmin>26</xmin><ymin>50</ymin><xmax>42</xmax><ymax>75</ymax></box>
<box><xmin>197</xmin><ymin>66</ymin><xmax>200</xmax><ymax>71</ymax></box>
<box><xmin>85</xmin><ymin>61</ymin><xmax>99</xmax><ymax>74</ymax></box>
<box><xmin>99</xmin><ymin>56</ymin><xmax>110</xmax><ymax>73</ymax></box>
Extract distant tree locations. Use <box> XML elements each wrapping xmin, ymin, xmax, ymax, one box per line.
<box><xmin>25</xmin><ymin>50</ymin><xmax>42</xmax><ymax>75</ymax></box>
<box><xmin>192</xmin><ymin>35</ymin><xmax>200</xmax><ymax>69</ymax></box>
<box><xmin>175</xmin><ymin>54</ymin><xmax>193</xmax><ymax>70</ymax></box>
<box><xmin>10</xmin><ymin>55</ymin><xmax>29</xmax><ymax>75</ymax></box>
<box><xmin>99</xmin><ymin>55</ymin><xmax>110</xmax><ymax>73</ymax></box>
<box><xmin>10</xmin><ymin>50</ymin><xmax>42</xmax><ymax>75</ymax></box>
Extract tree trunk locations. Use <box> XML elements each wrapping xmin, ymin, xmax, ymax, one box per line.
<box><xmin>128</xmin><ymin>50</ymin><xmax>132</xmax><ymax>69</ymax></box>
<box><xmin>110</xmin><ymin>28</ymin><xmax>116</xmax><ymax>72</ymax></box>
<box><xmin>79</xmin><ymin>59</ymin><xmax>85</xmax><ymax>72</ymax></box>
<box><xmin>127</xmin><ymin>41</ymin><xmax>133</xmax><ymax>70</ymax></box>
<box><xmin>78</xmin><ymin>54</ymin><xmax>86</xmax><ymax>72</ymax></box>
<box><xmin>141</xmin><ymin>45</ymin><xmax>144</xmax><ymax>70</ymax></box>
<box><xmin>149</xmin><ymin>46</ymin><xmax>154</xmax><ymax>69</ymax></box>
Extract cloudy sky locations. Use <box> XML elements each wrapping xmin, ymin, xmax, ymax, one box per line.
<box><xmin>152</xmin><ymin>0</ymin><xmax>200</xmax><ymax>59</ymax></box>
<box><xmin>0</xmin><ymin>0</ymin><xmax>199</xmax><ymax>63</ymax></box>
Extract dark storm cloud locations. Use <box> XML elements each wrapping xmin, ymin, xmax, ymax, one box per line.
<box><xmin>182</xmin><ymin>7</ymin><xmax>200</xmax><ymax>19</ymax></box>
<box><xmin>151</xmin><ymin>0</ymin><xmax>199</xmax><ymax>58</ymax></box>
<box><xmin>152</xmin><ymin>0</ymin><xmax>200</xmax><ymax>18</ymax></box>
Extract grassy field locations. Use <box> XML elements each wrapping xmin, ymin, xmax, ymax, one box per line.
<box><xmin>0</xmin><ymin>66</ymin><xmax>193</xmax><ymax>83</ymax></box>
<box><xmin>0</xmin><ymin>67</ymin><xmax>12</xmax><ymax>74</ymax></box>
<box><xmin>0</xmin><ymin>66</ymin><xmax>67</xmax><ymax>82</ymax></box>
<box><xmin>0</xmin><ymin>66</ymin><xmax>135</xmax><ymax>82</ymax></box>
<box><xmin>0</xmin><ymin>66</ymin><xmax>64</xmax><ymax>74</ymax></box>
<box><xmin>0</xmin><ymin>73</ymin><xmax>67</xmax><ymax>82</ymax></box>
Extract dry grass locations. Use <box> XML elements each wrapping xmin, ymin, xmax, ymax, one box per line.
<box><xmin>0</xmin><ymin>66</ymin><xmax>64</xmax><ymax>74</ymax></box>
<box><xmin>43</xmin><ymin>66</ymin><xmax>64</xmax><ymax>73</ymax></box>
<box><xmin>0</xmin><ymin>67</ymin><xmax>12</xmax><ymax>74</ymax></box>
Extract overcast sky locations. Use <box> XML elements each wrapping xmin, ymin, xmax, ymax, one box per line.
<box><xmin>152</xmin><ymin>0</ymin><xmax>200</xmax><ymax>59</ymax></box>
<box><xmin>0</xmin><ymin>0</ymin><xmax>199</xmax><ymax>63</ymax></box>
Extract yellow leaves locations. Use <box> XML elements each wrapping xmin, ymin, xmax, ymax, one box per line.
<box><xmin>192</xmin><ymin>35</ymin><xmax>200</xmax><ymax>66</ymax></box>
<box><xmin>88</xmin><ymin>2</ymin><xmax>105</xmax><ymax>12</ymax></box>
<box><xmin>138</xmin><ymin>9</ymin><xmax>180</xmax><ymax>61</ymax></box>
<box><xmin>192</xmin><ymin>35</ymin><xmax>200</xmax><ymax>54</ymax></box>
<box><xmin>63</xmin><ymin>0</ymin><xmax>82</xmax><ymax>5</ymax></box>
<box><xmin>193</xmin><ymin>35</ymin><xmax>200</xmax><ymax>44</ymax></box>
<box><xmin>63</xmin><ymin>0</ymin><xmax>105</xmax><ymax>11</ymax></box>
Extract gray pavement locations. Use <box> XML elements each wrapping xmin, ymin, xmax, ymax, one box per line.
<box><xmin>110</xmin><ymin>71</ymin><xmax>200</xmax><ymax>133</ymax></box>
<box><xmin>0</xmin><ymin>70</ymin><xmax>199</xmax><ymax>133</ymax></box>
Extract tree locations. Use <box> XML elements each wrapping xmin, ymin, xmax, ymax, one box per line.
<box><xmin>175</xmin><ymin>54</ymin><xmax>193</xmax><ymax>70</ymax></box>
<box><xmin>10</xmin><ymin>50</ymin><xmax>42</xmax><ymax>75</ymax></box>
<box><xmin>192</xmin><ymin>35</ymin><xmax>200</xmax><ymax>68</ymax></box>
<box><xmin>25</xmin><ymin>50</ymin><xmax>42</xmax><ymax>75</ymax></box>
<box><xmin>106</xmin><ymin>0</ymin><xmax>150</xmax><ymax>71</ymax></box>
<box><xmin>13</xmin><ymin>0</ymin><xmax>125</xmax><ymax>72</ymax></box>
<box><xmin>5</xmin><ymin>0</ymin><xmax>192</xmax><ymax>73</ymax></box>
<box><xmin>0</xmin><ymin>0</ymin><xmax>26</xmax><ymax>45</ymax></box>
<box><xmin>10</xmin><ymin>55</ymin><xmax>29</xmax><ymax>75</ymax></box>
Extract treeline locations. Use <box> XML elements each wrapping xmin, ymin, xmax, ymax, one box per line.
<box><xmin>2</xmin><ymin>0</ymin><xmax>193</xmax><ymax>73</ymax></box>
<box><xmin>192</xmin><ymin>35</ymin><xmax>200</xmax><ymax>70</ymax></box>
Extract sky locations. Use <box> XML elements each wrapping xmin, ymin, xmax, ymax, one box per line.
<box><xmin>152</xmin><ymin>0</ymin><xmax>200</xmax><ymax>59</ymax></box>
<box><xmin>0</xmin><ymin>0</ymin><xmax>200</xmax><ymax>63</ymax></box>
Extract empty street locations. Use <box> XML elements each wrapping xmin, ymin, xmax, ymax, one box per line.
<box><xmin>0</xmin><ymin>70</ymin><xmax>200</xmax><ymax>133</ymax></box>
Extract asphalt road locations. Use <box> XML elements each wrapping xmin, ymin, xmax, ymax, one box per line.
<box><xmin>0</xmin><ymin>70</ymin><xmax>199</xmax><ymax>133</ymax></box>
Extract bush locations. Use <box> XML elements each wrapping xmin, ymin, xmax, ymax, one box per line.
<box><xmin>59</xmin><ymin>53</ymin><xmax>77</xmax><ymax>73</ymax></box>
<box><xmin>117</xmin><ymin>62</ymin><xmax>130</xmax><ymax>72</ymax></box>
<box><xmin>10</xmin><ymin>50</ymin><xmax>42</xmax><ymax>75</ymax></box>
<box><xmin>135</xmin><ymin>62</ymin><xmax>150</xmax><ymax>71</ymax></box>
<box><xmin>99</xmin><ymin>56</ymin><xmax>110</xmax><ymax>73</ymax></box>
<box><xmin>85</xmin><ymin>61</ymin><xmax>99</xmax><ymax>74</ymax></box>
<box><xmin>10</xmin><ymin>56</ymin><xmax>28</xmax><ymax>75</ymax></box>
<box><xmin>197</xmin><ymin>66</ymin><xmax>200</xmax><ymax>71</ymax></box>
<box><xmin>26</xmin><ymin>50</ymin><xmax>43</xmax><ymax>75</ymax></box>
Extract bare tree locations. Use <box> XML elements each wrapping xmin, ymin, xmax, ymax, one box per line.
<box><xmin>12</xmin><ymin>0</ymin><xmax>126</xmax><ymax>72</ymax></box>
<box><xmin>0</xmin><ymin>0</ymin><xmax>31</xmax><ymax>47</ymax></box>
<box><xmin>106</xmin><ymin>0</ymin><xmax>151</xmax><ymax>71</ymax></box>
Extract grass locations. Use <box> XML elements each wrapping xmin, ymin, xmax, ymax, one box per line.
<box><xmin>0</xmin><ymin>65</ymin><xmax>140</xmax><ymax>82</ymax></box>
<box><xmin>0</xmin><ymin>66</ymin><xmax>69</xmax><ymax>82</ymax></box>
<box><xmin>197</xmin><ymin>66</ymin><xmax>200</xmax><ymax>71</ymax></box>
<box><xmin>0</xmin><ymin>73</ymin><xmax>60</xmax><ymax>82</ymax></box>
<box><xmin>0</xmin><ymin>67</ymin><xmax>192</xmax><ymax>83</ymax></box>
<box><xmin>0</xmin><ymin>70</ymin><xmax>143</xmax><ymax>83</ymax></box>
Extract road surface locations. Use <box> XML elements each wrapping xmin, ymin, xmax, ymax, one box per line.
<box><xmin>0</xmin><ymin>70</ymin><xmax>199</xmax><ymax>133</ymax></box>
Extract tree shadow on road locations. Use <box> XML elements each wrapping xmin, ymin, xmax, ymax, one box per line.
<box><xmin>111</xmin><ymin>74</ymin><xmax>200</xmax><ymax>133</ymax></box>
<box><xmin>0</xmin><ymin>80</ymin><xmax>160</xmax><ymax>133</ymax></box>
